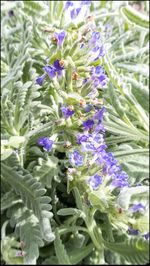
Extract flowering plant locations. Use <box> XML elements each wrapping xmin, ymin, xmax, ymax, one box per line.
<box><xmin>1</xmin><ymin>1</ymin><xmax>149</xmax><ymax>265</ymax></box>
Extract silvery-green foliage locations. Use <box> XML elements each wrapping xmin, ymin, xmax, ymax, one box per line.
<box><xmin>1</xmin><ymin>0</ymin><xmax>149</xmax><ymax>265</ymax></box>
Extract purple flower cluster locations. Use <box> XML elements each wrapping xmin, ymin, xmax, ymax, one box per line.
<box><xmin>69</xmin><ymin>106</ymin><xmax>129</xmax><ymax>190</ymax></box>
<box><xmin>37</xmin><ymin>137</ymin><xmax>53</xmax><ymax>151</ymax></box>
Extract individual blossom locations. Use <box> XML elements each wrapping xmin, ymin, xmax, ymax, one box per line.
<box><xmin>53</xmin><ymin>60</ymin><xmax>64</xmax><ymax>76</ymax></box>
<box><xmin>70</xmin><ymin>7</ymin><xmax>81</xmax><ymax>19</ymax></box>
<box><xmin>80</xmin><ymin>0</ymin><xmax>92</xmax><ymax>6</ymax></box>
<box><xmin>43</xmin><ymin>65</ymin><xmax>56</xmax><ymax>79</ymax></box>
<box><xmin>143</xmin><ymin>232</ymin><xmax>150</xmax><ymax>240</ymax></box>
<box><xmin>85</xmin><ymin>104</ymin><xmax>92</xmax><ymax>112</ymax></box>
<box><xmin>65</xmin><ymin>1</ymin><xmax>74</xmax><ymax>9</ymax></box>
<box><xmin>128</xmin><ymin>227</ymin><xmax>139</xmax><ymax>235</ymax></box>
<box><xmin>69</xmin><ymin>150</ymin><xmax>83</xmax><ymax>167</ymax></box>
<box><xmin>87</xmin><ymin>174</ymin><xmax>102</xmax><ymax>190</ymax></box>
<box><xmin>37</xmin><ymin>137</ymin><xmax>53</xmax><ymax>151</ymax></box>
<box><xmin>83</xmin><ymin>119</ymin><xmax>94</xmax><ymax>130</ymax></box>
<box><xmin>81</xmin><ymin>142</ymin><xmax>96</xmax><ymax>152</ymax></box>
<box><xmin>88</xmin><ymin>32</ymin><xmax>105</xmax><ymax>60</ymax></box>
<box><xmin>61</xmin><ymin>106</ymin><xmax>74</xmax><ymax>119</ymax></box>
<box><xmin>77</xmin><ymin>133</ymin><xmax>89</xmax><ymax>144</ymax></box>
<box><xmin>52</xmin><ymin>31</ymin><xmax>66</xmax><ymax>47</ymax></box>
<box><xmin>129</xmin><ymin>203</ymin><xmax>145</xmax><ymax>213</ymax></box>
<box><xmin>89</xmin><ymin>32</ymin><xmax>101</xmax><ymax>46</ymax></box>
<box><xmin>93</xmin><ymin>106</ymin><xmax>106</xmax><ymax>122</ymax></box>
<box><xmin>36</xmin><ymin>74</ymin><xmax>46</xmax><ymax>86</ymax></box>
<box><xmin>91</xmin><ymin>66</ymin><xmax>107</xmax><ymax>88</ymax></box>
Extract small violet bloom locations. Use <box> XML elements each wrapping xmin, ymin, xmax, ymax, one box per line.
<box><xmin>37</xmin><ymin>137</ymin><xmax>53</xmax><ymax>151</ymax></box>
<box><xmin>128</xmin><ymin>227</ymin><xmax>139</xmax><ymax>235</ymax></box>
<box><xmin>111</xmin><ymin>178</ymin><xmax>129</xmax><ymax>188</ymax></box>
<box><xmin>129</xmin><ymin>203</ymin><xmax>145</xmax><ymax>213</ymax></box>
<box><xmin>70</xmin><ymin>8</ymin><xmax>81</xmax><ymax>19</ymax></box>
<box><xmin>53</xmin><ymin>31</ymin><xmax>66</xmax><ymax>47</ymax></box>
<box><xmin>36</xmin><ymin>74</ymin><xmax>46</xmax><ymax>86</ymax></box>
<box><xmin>69</xmin><ymin>150</ymin><xmax>83</xmax><ymax>167</ymax></box>
<box><xmin>93</xmin><ymin>106</ymin><xmax>106</xmax><ymax>122</ymax></box>
<box><xmin>65</xmin><ymin>1</ymin><xmax>74</xmax><ymax>9</ymax></box>
<box><xmin>43</xmin><ymin>65</ymin><xmax>56</xmax><ymax>79</ymax></box>
<box><xmin>80</xmin><ymin>0</ymin><xmax>91</xmax><ymax>5</ymax></box>
<box><xmin>143</xmin><ymin>232</ymin><xmax>150</xmax><ymax>240</ymax></box>
<box><xmin>83</xmin><ymin>119</ymin><xmax>94</xmax><ymax>130</ymax></box>
<box><xmin>53</xmin><ymin>60</ymin><xmax>64</xmax><ymax>71</ymax></box>
<box><xmin>77</xmin><ymin>134</ymin><xmax>89</xmax><ymax>144</ymax></box>
<box><xmin>85</xmin><ymin>104</ymin><xmax>92</xmax><ymax>112</ymax></box>
<box><xmin>61</xmin><ymin>106</ymin><xmax>74</xmax><ymax>119</ymax></box>
<box><xmin>88</xmin><ymin>174</ymin><xmax>102</xmax><ymax>190</ymax></box>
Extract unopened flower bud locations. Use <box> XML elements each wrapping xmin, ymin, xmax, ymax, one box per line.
<box><xmin>59</xmin><ymin>59</ymin><xmax>65</xmax><ymax>67</ymax></box>
<box><xmin>72</xmin><ymin>72</ymin><xmax>79</xmax><ymax>80</ymax></box>
<box><xmin>79</xmin><ymin>99</ymin><xmax>86</xmax><ymax>107</ymax></box>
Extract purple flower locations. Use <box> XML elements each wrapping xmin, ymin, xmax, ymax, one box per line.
<box><xmin>83</xmin><ymin>119</ymin><xmax>94</xmax><ymax>130</ymax></box>
<box><xmin>53</xmin><ymin>31</ymin><xmax>66</xmax><ymax>47</ymax></box>
<box><xmin>65</xmin><ymin>1</ymin><xmax>74</xmax><ymax>9</ymax></box>
<box><xmin>94</xmin><ymin>123</ymin><xmax>105</xmax><ymax>133</ymax></box>
<box><xmin>80</xmin><ymin>0</ymin><xmax>91</xmax><ymax>5</ymax></box>
<box><xmin>69</xmin><ymin>150</ymin><xmax>83</xmax><ymax>167</ymax></box>
<box><xmin>90</xmin><ymin>32</ymin><xmax>101</xmax><ymax>45</ymax></box>
<box><xmin>70</xmin><ymin>8</ymin><xmax>81</xmax><ymax>19</ymax></box>
<box><xmin>81</xmin><ymin>142</ymin><xmax>96</xmax><ymax>152</ymax></box>
<box><xmin>111</xmin><ymin>178</ymin><xmax>129</xmax><ymax>188</ymax></box>
<box><xmin>36</xmin><ymin>74</ymin><xmax>46</xmax><ymax>86</ymax></box>
<box><xmin>77</xmin><ymin>134</ymin><xmax>89</xmax><ymax>144</ymax></box>
<box><xmin>85</xmin><ymin>104</ymin><xmax>92</xmax><ymax>112</ymax></box>
<box><xmin>37</xmin><ymin>137</ymin><xmax>53</xmax><ymax>151</ymax></box>
<box><xmin>88</xmin><ymin>174</ymin><xmax>102</xmax><ymax>190</ymax></box>
<box><xmin>93</xmin><ymin>107</ymin><xmax>106</xmax><ymax>122</ymax></box>
<box><xmin>61</xmin><ymin>106</ymin><xmax>74</xmax><ymax>119</ymax></box>
<box><xmin>129</xmin><ymin>203</ymin><xmax>145</xmax><ymax>213</ymax></box>
<box><xmin>53</xmin><ymin>60</ymin><xmax>64</xmax><ymax>71</ymax></box>
<box><xmin>98</xmin><ymin>45</ymin><xmax>105</xmax><ymax>57</ymax></box>
<box><xmin>8</xmin><ymin>10</ymin><xmax>14</xmax><ymax>17</ymax></box>
<box><xmin>143</xmin><ymin>232</ymin><xmax>150</xmax><ymax>240</ymax></box>
<box><xmin>128</xmin><ymin>227</ymin><xmax>139</xmax><ymax>235</ymax></box>
<box><xmin>43</xmin><ymin>65</ymin><xmax>56</xmax><ymax>79</ymax></box>
<box><xmin>91</xmin><ymin>66</ymin><xmax>107</xmax><ymax>88</ymax></box>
